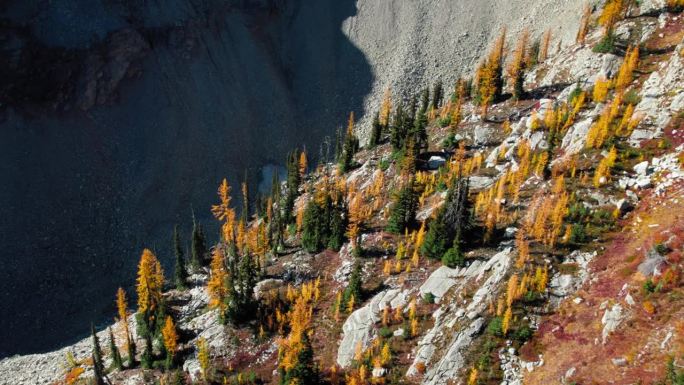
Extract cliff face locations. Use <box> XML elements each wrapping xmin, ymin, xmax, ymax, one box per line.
<box><xmin>0</xmin><ymin>0</ymin><xmax>373</xmax><ymax>356</ymax></box>
<box><xmin>0</xmin><ymin>0</ymin><xmax>583</xmax><ymax>357</ymax></box>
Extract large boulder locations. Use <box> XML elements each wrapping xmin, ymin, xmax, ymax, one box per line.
<box><xmin>632</xmin><ymin>40</ymin><xmax>684</xmax><ymax>145</ymax></box>
<box><xmin>337</xmin><ymin>289</ymin><xmax>409</xmax><ymax>367</ymax></box>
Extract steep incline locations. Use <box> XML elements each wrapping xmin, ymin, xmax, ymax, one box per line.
<box><xmin>345</xmin><ymin>0</ymin><xmax>584</xmax><ymax>138</ymax></box>
<box><xmin>0</xmin><ymin>0</ymin><xmax>583</xmax><ymax>357</ymax></box>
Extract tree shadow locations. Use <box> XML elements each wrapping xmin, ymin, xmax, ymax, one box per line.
<box><xmin>0</xmin><ymin>0</ymin><xmax>374</xmax><ymax>356</ymax></box>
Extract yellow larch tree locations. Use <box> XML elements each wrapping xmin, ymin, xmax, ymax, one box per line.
<box><xmin>468</xmin><ymin>367</ymin><xmax>479</xmax><ymax>385</ymax></box>
<box><xmin>615</xmin><ymin>45</ymin><xmax>639</xmax><ymax>92</ymax></box>
<box><xmin>212</xmin><ymin>178</ymin><xmax>237</xmax><ymax>243</ymax></box>
<box><xmin>506</xmin><ymin>274</ymin><xmax>519</xmax><ymax>307</ymax></box>
<box><xmin>577</xmin><ymin>3</ymin><xmax>592</xmax><ymax>44</ymax></box>
<box><xmin>207</xmin><ymin>247</ymin><xmax>228</xmax><ymax>311</ymax></box>
<box><xmin>136</xmin><ymin>248</ymin><xmax>164</xmax><ymax>314</ymax></box>
<box><xmin>593</xmin><ymin>146</ymin><xmax>618</xmax><ymax>187</ymax></box>
<box><xmin>586</xmin><ymin>105</ymin><xmax>612</xmax><ymax>149</ymax></box>
<box><xmin>116</xmin><ymin>287</ymin><xmax>129</xmax><ymax>331</ymax></box>
<box><xmin>593</xmin><ymin>76</ymin><xmax>610</xmax><ymax>103</ymax></box>
<box><xmin>508</xmin><ymin>28</ymin><xmax>529</xmax><ymax>101</ymax></box>
<box><xmin>598</xmin><ymin>0</ymin><xmax>626</xmax><ymax>35</ymax></box>
<box><xmin>162</xmin><ymin>316</ymin><xmax>178</xmax><ymax>361</ymax></box>
<box><xmin>198</xmin><ymin>337</ymin><xmax>210</xmax><ymax>381</ymax></box>
<box><xmin>515</xmin><ymin>230</ymin><xmax>530</xmax><ymax>269</ymax></box>
<box><xmin>380</xmin><ymin>87</ymin><xmax>392</xmax><ymax>127</ymax></box>
<box><xmin>502</xmin><ymin>306</ymin><xmax>513</xmax><ymax>336</ymax></box>
<box><xmin>299</xmin><ymin>150</ymin><xmax>308</xmax><ymax>179</ymax></box>
<box><xmin>539</xmin><ymin>29</ymin><xmax>552</xmax><ymax>63</ymax></box>
<box><xmin>380</xmin><ymin>343</ymin><xmax>391</xmax><ymax>366</ymax></box>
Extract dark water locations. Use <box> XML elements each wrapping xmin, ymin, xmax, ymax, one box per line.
<box><xmin>0</xmin><ymin>0</ymin><xmax>373</xmax><ymax>357</ymax></box>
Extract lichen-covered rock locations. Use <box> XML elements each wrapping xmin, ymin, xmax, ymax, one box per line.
<box><xmin>407</xmin><ymin>248</ymin><xmax>513</xmax><ymax>383</ymax></box>
<box><xmin>632</xmin><ymin>40</ymin><xmax>684</xmax><ymax>145</ymax></box>
<box><xmin>337</xmin><ymin>289</ymin><xmax>409</xmax><ymax>367</ymax></box>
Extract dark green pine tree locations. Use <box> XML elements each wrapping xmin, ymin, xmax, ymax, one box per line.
<box><xmin>91</xmin><ymin>324</ymin><xmax>106</xmax><ymax>385</ymax></box>
<box><xmin>369</xmin><ymin>112</ymin><xmax>383</xmax><ymax>148</ymax></box>
<box><xmin>190</xmin><ymin>215</ymin><xmax>207</xmax><ymax>270</ymax></box>
<box><xmin>342</xmin><ymin>260</ymin><xmax>363</xmax><ymax>309</ymax></box>
<box><xmin>528</xmin><ymin>38</ymin><xmax>541</xmax><ymax>67</ymax></box>
<box><xmin>301</xmin><ymin>199</ymin><xmax>323</xmax><ymax>252</ymax></box>
<box><xmin>421</xmin><ymin>176</ymin><xmax>472</xmax><ymax>260</ymax></box>
<box><xmin>339</xmin><ymin>126</ymin><xmax>359</xmax><ymax>173</ymax></box>
<box><xmin>421</xmin><ymin>213</ymin><xmax>449</xmax><ymax>260</ymax></box>
<box><xmin>283</xmin><ymin>332</ymin><xmax>319</xmax><ymax>385</ymax></box>
<box><xmin>270</xmin><ymin>171</ymin><xmax>285</xmax><ymax>252</ymax></box>
<box><xmin>419</xmin><ymin>88</ymin><xmax>430</xmax><ymax>113</ymax></box>
<box><xmin>284</xmin><ymin>149</ymin><xmax>301</xmax><ymax>224</ymax></box>
<box><xmin>140</xmin><ymin>333</ymin><xmax>153</xmax><ymax>369</ymax></box>
<box><xmin>327</xmin><ymin>203</ymin><xmax>347</xmax><ymax>251</ymax></box>
<box><xmin>411</xmin><ymin>109</ymin><xmax>428</xmax><ymax>150</ymax></box>
<box><xmin>237</xmin><ymin>253</ymin><xmax>258</xmax><ymax>319</ymax></box>
<box><xmin>386</xmin><ymin>179</ymin><xmax>418</xmax><ymax>234</ymax></box>
<box><xmin>441</xmin><ymin>239</ymin><xmax>465</xmax><ymax>268</ymax></box>
<box><xmin>108</xmin><ymin>327</ymin><xmax>123</xmax><ymax>371</ymax></box>
<box><xmin>173</xmin><ymin>225</ymin><xmax>187</xmax><ymax>290</ymax></box>
<box><xmin>222</xmin><ymin>252</ymin><xmax>244</xmax><ymax>324</ymax></box>
<box><xmin>432</xmin><ymin>80</ymin><xmax>444</xmax><ymax>109</ymax></box>
<box><xmin>401</xmin><ymin>95</ymin><xmax>417</xmax><ymax>151</ymax></box>
<box><xmin>126</xmin><ymin>332</ymin><xmax>137</xmax><ymax>368</ymax></box>
<box><xmin>390</xmin><ymin>101</ymin><xmax>406</xmax><ymax>151</ymax></box>
<box><xmin>92</xmin><ymin>352</ymin><xmax>106</xmax><ymax>385</ymax></box>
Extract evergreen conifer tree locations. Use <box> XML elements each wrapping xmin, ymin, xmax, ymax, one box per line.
<box><xmin>108</xmin><ymin>327</ymin><xmax>123</xmax><ymax>371</ymax></box>
<box><xmin>370</xmin><ymin>112</ymin><xmax>383</xmax><ymax>147</ymax></box>
<box><xmin>420</xmin><ymin>88</ymin><xmax>430</xmax><ymax>113</ymax></box>
<box><xmin>411</xmin><ymin>109</ymin><xmax>428</xmax><ymax>150</ymax></box>
<box><xmin>442</xmin><ymin>240</ymin><xmax>465</xmax><ymax>268</ymax></box>
<box><xmin>421</xmin><ymin>213</ymin><xmax>450</xmax><ymax>260</ymax></box>
<box><xmin>421</xmin><ymin>177</ymin><xmax>471</xmax><ymax>259</ymax></box>
<box><xmin>432</xmin><ymin>80</ymin><xmax>444</xmax><ymax>109</ymax></box>
<box><xmin>190</xmin><ymin>214</ymin><xmax>207</xmax><ymax>270</ymax></box>
<box><xmin>141</xmin><ymin>333</ymin><xmax>153</xmax><ymax>369</ymax></box>
<box><xmin>126</xmin><ymin>332</ymin><xmax>137</xmax><ymax>368</ymax></box>
<box><xmin>339</xmin><ymin>113</ymin><xmax>359</xmax><ymax>173</ymax></box>
<box><xmin>301</xmin><ymin>199</ymin><xmax>322</xmax><ymax>252</ymax></box>
<box><xmin>387</xmin><ymin>179</ymin><xmax>418</xmax><ymax>234</ymax></box>
<box><xmin>92</xmin><ymin>352</ymin><xmax>106</xmax><ymax>385</ymax></box>
<box><xmin>343</xmin><ymin>260</ymin><xmax>362</xmax><ymax>308</ymax></box>
<box><xmin>91</xmin><ymin>324</ymin><xmax>105</xmax><ymax>380</ymax></box>
<box><xmin>173</xmin><ymin>225</ymin><xmax>187</xmax><ymax>290</ymax></box>
<box><xmin>390</xmin><ymin>101</ymin><xmax>406</xmax><ymax>151</ymax></box>
<box><xmin>284</xmin><ymin>149</ymin><xmax>301</xmax><ymax>224</ymax></box>
<box><xmin>327</xmin><ymin>204</ymin><xmax>346</xmax><ymax>251</ymax></box>
<box><xmin>285</xmin><ymin>333</ymin><xmax>319</xmax><ymax>385</ymax></box>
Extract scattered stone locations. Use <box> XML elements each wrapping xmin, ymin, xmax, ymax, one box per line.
<box><xmin>612</xmin><ymin>357</ymin><xmax>628</xmax><ymax>367</ymax></box>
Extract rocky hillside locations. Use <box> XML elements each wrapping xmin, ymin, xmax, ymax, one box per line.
<box><xmin>0</xmin><ymin>0</ymin><xmax>584</xmax><ymax>357</ymax></box>
<box><xmin>4</xmin><ymin>1</ymin><xmax>684</xmax><ymax>385</ymax></box>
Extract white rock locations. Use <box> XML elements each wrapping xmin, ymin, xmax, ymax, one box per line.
<box><xmin>634</xmin><ymin>161</ymin><xmax>649</xmax><ymax>175</ymax></box>
<box><xmin>337</xmin><ymin>289</ymin><xmax>409</xmax><ymax>367</ymax></box>
<box><xmin>601</xmin><ymin>304</ymin><xmax>624</xmax><ymax>344</ymax></box>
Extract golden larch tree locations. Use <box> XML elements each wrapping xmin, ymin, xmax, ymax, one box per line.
<box><xmin>577</xmin><ymin>3</ymin><xmax>592</xmax><ymax>44</ymax></box>
<box><xmin>539</xmin><ymin>29</ymin><xmax>552</xmax><ymax>63</ymax></box>
<box><xmin>211</xmin><ymin>178</ymin><xmax>237</xmax><ymax>243</ymax></box>
<box><xmin>207</xmin><ymin>248</ymin><xmax>228</xmax><ymax>310</ymax></box>
<box><xmin>136</xmin><ymin>248</ymin><xmax>164</xmax><ymax>314</ymax></box>
<box><xmin>162</xmin><ymin>316</ymin><xmax>178</xmax><ymax>360</ymax></box>
<box><xmin>379</xmin><ymin>87</ymin><xmax>392</xmax><ymax>126</ymax></box>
